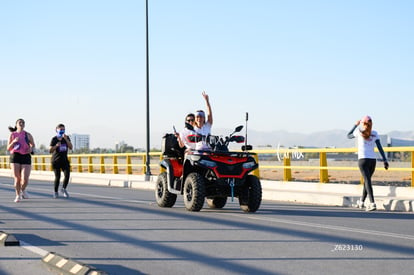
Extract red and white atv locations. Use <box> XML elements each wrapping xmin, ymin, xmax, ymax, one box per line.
<box><xmin>155</xmin><ymin>125</ymin><xmax>262</xmax><ymax>212</ymax></box>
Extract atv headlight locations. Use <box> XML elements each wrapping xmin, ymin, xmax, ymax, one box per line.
<box><xmin>199</xmin><ymin>160</ymin><xmax>217</xmax><ymax>168</ymax></box>
<box><xmin>242</xmin><ymin>161</ymin><xmax>256</xmax><ymax>169</ymax></box>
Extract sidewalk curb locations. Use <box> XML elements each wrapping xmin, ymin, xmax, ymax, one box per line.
<box><xmin>42</xmin><ymin>252</ymin><xmax>107</xmax><ymax>275</ymax></box>
<box><xmin>0</xmin><ymin>231</ymin><xmax>20</xmax><ymax>246</ymax></box>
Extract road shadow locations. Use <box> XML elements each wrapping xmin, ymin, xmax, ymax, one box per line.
<box><xmin>1</xmin><ymin>178</ymin><xmax>414</xmax><ymax>274</ymax></box>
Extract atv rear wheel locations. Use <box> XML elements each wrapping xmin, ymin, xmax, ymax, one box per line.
<box><xmin>207</xmin><ymin>197</ymin><xmax>227</xmax><ymax>209</ymax></box>
<box><xmin>183</xmin><ymin>172</ymin><xmax>205</xmax><ymax>211</ymax></box>
<box><xmin>239</xmin><ymin>175</ymin><xmax>262</xmax><ymax>213</ymax></box>
<box><xmin>155</xmin><ymin>172</ymin><xmax>177</xmax><ymax>207</ymax></box>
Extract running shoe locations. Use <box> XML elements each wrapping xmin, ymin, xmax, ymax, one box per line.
<box><xmin>356</xmin><ymin>200</ymin><xmax>365</xmax><ymax>209</ymax></box>
<box><xmin>53</xmin><ymin>192</ymin><xmax>59</xmax><ymax>199</ymax></box>
<box><xmin>21</xmin><ymin>190</ymin><xmax>29</xmax><ymax>199</ymax></box>
<box><xmin>14</xmin><ymin>195</ymin><xmax>21</xmax><ymax>203</ymax></box>
<box><xmin>61</xmin><ymin>188</ymin><xmax>69</xmax><ymax>198</ymax></box>
<box><xmin>366</xmin><ymin>203</ymin><xmax>377</xmax><ymax>211</ymax></box>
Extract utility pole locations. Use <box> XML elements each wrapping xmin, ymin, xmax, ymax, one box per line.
<box><xmin>145</xmin><ymin>0</ymin><xmax>151</xmax><ymax>180</ymax></box>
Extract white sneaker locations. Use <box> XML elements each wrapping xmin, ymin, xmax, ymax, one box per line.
<box><xmin>356</xmin><ymin>200</ymin><xmax>365</xmax><ymax>209</ymax></box>
<box><xmin>21</xmin><ymin>190</ymin><xmax>29</xmax><ymax>199</ymax></box>
<box><xmin>61</xmin><ymin>188</ymin><xmax>69</xmax><ymax>198</ymax></box>
<box><xmin>366</xmin><ymin>203</ymin><xmax>377</xmax><ymax>211</ymax></box>
<box><xmin>53</xmin><ymin>192</ymin><xmax>59</xmax><ymax>199</ymax></box>
<box><xmin>14</xmin><ymin>195</ymin><xmax>21</xmax><ymax>203</ymax></box>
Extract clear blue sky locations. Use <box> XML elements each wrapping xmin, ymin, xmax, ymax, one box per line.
<box><xmin>1</xmin><ymin>0</ymin><xmax>413</xmax><ymax>149</ymax></box>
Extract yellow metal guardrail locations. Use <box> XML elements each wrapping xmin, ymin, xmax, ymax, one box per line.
<box><xmin>257</xmin><ymin>147</ymin><xmax>414</xmax><ymax>187</ymax></box>
<box><xmin>0</xmin><ymin>152</ymin><xmax>162</xmax><ymax>176</ymax></box>
<box><xmin>0</xmin><ymin>147</ymin><xmax>413</xmax><ymax>187</ymax></box>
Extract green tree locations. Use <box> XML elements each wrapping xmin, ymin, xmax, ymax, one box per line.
<box><xmin>0</xmin><ymin>144</ymin><xmax>7</xmax><ymax>155</ymax></box>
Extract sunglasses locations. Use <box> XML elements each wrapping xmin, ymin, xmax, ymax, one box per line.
<box><xmin>186</xmin><ymin>118</ymin><xmax>194</xmax><ymax>122</ymax></box>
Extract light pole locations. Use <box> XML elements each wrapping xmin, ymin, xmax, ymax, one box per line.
<box><xmin>145</xmin><ymin>0</ymin><xmax>151</xmax><ymax>180</ymax></box>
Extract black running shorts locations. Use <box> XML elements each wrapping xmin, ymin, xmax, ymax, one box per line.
<box><xmin>10</xmin><ymin>153</ymin><xmax>32</xmax><ymax>165</ymax></box>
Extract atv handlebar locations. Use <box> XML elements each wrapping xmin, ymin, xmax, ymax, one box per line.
<box><xmin>185</xmin><ymin>125</ymin><xmax>246</xmax><ymax>152</ymax></box>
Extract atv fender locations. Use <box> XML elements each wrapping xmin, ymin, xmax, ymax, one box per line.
<box><xmin>160</xmin><ymin>159</ymin><xmax>181</xmax><ymax>194</ymax></box>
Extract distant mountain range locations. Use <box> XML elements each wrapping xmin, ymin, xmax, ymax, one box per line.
<box><xmin>151</xmin><ymin>129</ymin><xmax>414</xmax><ymax>149</ymax></box>
<box><xmin>210</xmin><ymin>129</ymin><xmax>414</xmax><ymax>148</ymax></box>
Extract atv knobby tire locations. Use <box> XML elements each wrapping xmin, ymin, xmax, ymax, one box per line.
<box><xmin>183</xmin><ymin>172</ymin><xmax>206</xmax><ymax>211</ymax></box>
<box><xmin>155</xmin><ymin>172</ymin><xmax>177</xmax><ymax>207</ymax></box>
<box><xmin>239</xmin><ymin>175</ymin><xmax>262</xmax><ymax>213</ymax></box>
<box><xmin>207</xmin><ymin>197</ymin><xmax>227</xmax><ymax>209</ymax></box>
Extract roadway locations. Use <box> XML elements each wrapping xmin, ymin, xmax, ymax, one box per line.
<box><xmin>1</xmin><ymin>176</ymin><xmax>413</xmax><ymax>275</ymax></box>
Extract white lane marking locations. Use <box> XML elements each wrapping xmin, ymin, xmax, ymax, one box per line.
<box><xmin>223</xmin><ymin>212</ymin><xmax>414</xmax><ymax>241</ymax></box>
<box><xmin>0</xmin><ymin>183</ymin><xmax>151</xmax><ymax>204</ymax></box>
<box><xmin>20</xmin><ymin>240</ymin><xmax>49</xmax><ymax>257</ymax></box>
<box><xmin>70</xmin><ymin>191</ymin><xmax>152</xmax><ymax>204</ymax></box>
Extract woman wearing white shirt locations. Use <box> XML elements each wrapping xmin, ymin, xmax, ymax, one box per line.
<box><xmin>194</xmin><ymin>91</ymin><xmax>213</xmax><ymax>150</ymax></box>
<box><xmin>347</xmin><ymin>115</ymin><xmax>389</xmax><ymax>211</ymax></box>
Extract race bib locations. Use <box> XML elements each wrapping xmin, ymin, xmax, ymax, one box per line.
<box><xmin>59</xmin><ymin>144</ymin><xmax>67</xmax><ymax>152</ymax></box>
<box><xmin>13</xmin><ymin>143</ymin><xmax>21</xmax><ymax>150</ymax></box>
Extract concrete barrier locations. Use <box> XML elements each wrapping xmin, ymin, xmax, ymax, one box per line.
<box><xmin>1</xmin><ymin>169</ymin><xmax>413</xmax><ymax>212</ymax></box>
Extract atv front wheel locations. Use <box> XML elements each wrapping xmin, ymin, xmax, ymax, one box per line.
<box><xmin>207</xmin><ymin>197</ymin><xmax>227</xmax><ymax>209</ymax></box>
<box><xmin>239</xmin><ymin>175</ymin><xmax>262</xmax><ymax>213</ymax></box>
<box><xmin>155</xmin><ymin>172</ymin><xmax>177</xmax><ymax>207</ymax></box>
<box><xmin>183</xmin><ymin>172</ymin><xmax>205</xmax><ymax>211</ymax></box>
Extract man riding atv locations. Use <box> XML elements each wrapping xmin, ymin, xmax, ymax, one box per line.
<box><xmin>156</xmin><ymin>122</ymin><xmax>262</xmax><ymax>213</ymax></box>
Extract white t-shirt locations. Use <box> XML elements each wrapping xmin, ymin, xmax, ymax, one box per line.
<box><xmin>194</xmin><ymin>122</ymin><xmax>212</xmax><ymax>150</ymax></box>
<box><xmin>356</xmin><ymin>129</ymin><xmax>379</xmax><ymax>159</ymax></box>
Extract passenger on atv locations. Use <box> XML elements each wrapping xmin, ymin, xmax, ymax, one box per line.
<box><xmin>176</xmin><ymin>113</ymin><xmax>196</xmax><ymax>150</ymax></box>
<box><xmin>193</xmin><ymin>91</ymin><xmax>213</xmax><ymax>151</ymax></box>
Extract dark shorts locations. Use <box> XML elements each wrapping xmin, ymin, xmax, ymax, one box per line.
<box><xmin>10</xmin><ymin>153</ymin><xmax>32</xmax><ymax>165</ymax></box>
